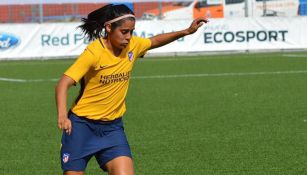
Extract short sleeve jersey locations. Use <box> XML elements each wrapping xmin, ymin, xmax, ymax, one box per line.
<box><xmin>64</xmin><ymin>36</ymin><xmax>151</xmax><ymax>121</ymax></box>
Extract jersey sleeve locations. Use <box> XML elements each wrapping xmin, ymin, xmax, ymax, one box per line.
<box><xmin>64</xmin><ymin>48</ymin><xmax>97</xmax><ymax>83</ymax></box>
<box><xmin>133</xmin><ymin>36</ymin><xmax>152</xmax><ymax>59</ymax></box>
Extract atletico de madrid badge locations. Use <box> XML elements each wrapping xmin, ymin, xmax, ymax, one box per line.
<box><xmin>62</xmin><ymin>153</ymin><xmax>70</xmax><ymax>163</ymax></box>
<box><xmin>128</xmin><ymin>51</ymin><xmax>134</xmax><ymax>62</ymax></box>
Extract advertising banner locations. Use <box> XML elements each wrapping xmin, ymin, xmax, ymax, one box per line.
<box><xmin>1</xmin><ymin>17</ymin><xmax>307</xmax><ymax>60</ymax></box>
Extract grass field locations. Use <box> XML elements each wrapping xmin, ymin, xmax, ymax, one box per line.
<box><xmin>1</xmin><ymin>52</ymin><xmax>307</xmax><ymax>175</ymax></box>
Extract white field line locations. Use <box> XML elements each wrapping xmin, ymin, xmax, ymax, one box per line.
<box><xmin>132</xmin><ymin>70</ymin><xmax>307</xmax><ymax>79</ymax></box>
<box><xmin>0</xmin><ymin>53</ymin><xmax>305</xmax><ymax>65</ymax></box>
<box><xmin>0</xmin><ymin>54</ymin><xmax>305</xmax><ymax>66</ymax></box>
<box><xmin>0</xmin><ymin>61</ymin><xmax>74</xmax><ymax>66</ymax></box>
<box><xmin>282</xmin><ymin>54</ymin><xmax>307</xmax><ymax>58</ymax></box>
<box><xmin>1</xmin><ymin>70</ymin><xmax>307</xmax><ymax>83</ymax></box>
<box><xmin>0</xmin><ymin>77</ymin><xmax>58</xmax><ymax>83</ymax></box>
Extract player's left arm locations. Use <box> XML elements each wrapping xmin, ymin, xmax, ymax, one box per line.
<box><xmin>149</xmin><ymin>18</ymin><xmax>208</xmax><ymax>50</ymax></box>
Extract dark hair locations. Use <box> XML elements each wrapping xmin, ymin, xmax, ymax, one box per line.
<box><xmin>78</xmin><ymin>4</ymin><xmax>135</xmax><ymax>41</ymax></box>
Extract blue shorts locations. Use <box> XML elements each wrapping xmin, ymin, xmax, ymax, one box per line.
<box><xmin>60</xmin><ymin>111</ymin><xmax>132</xmax><ymax>171</ymax></box>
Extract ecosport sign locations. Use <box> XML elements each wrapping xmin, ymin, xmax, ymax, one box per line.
<box><xmin>134</xmin><ymin>17</ymin><xmax>306</xmax><ymax>53</ymax></box>
<box><xmin>0</xmin><ymin>17</ymin><xmax>307</xmax><ymax>60</ymax></box>
<box><xmin>203</xmin><ymin>30</ymin><xmax>288</xmax><ymax>43</ymax></box>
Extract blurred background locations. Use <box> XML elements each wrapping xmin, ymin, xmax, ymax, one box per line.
<box><xmin>1</xmin><ymin>0</ymin><xmax>307</xmax><ymax>60</ymax></box>
<box><xmin>0</xmin><ymin>0</ymin><xmax>306</xmax><ymax>23</ymax></box>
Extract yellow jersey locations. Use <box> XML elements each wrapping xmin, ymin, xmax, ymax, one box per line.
<box><xmin>64</xmin><ymin>36</ymin><xmax>151</xmax><ymax>121</ymax></box>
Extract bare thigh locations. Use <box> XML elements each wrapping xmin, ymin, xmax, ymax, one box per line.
<box><xmin>104</xmin><ymin>156</ymin><xmax>134</xmax><ymax>175</ymax></box>
<box><xmin>63</xmin><ymin>171</ymin><xmax>84</xmax><ymax>175</ymax></box>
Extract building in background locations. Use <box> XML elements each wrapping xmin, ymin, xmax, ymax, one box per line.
<box><xmin>141</xmin><ymin>1</ymin><xmax>224</xmax><ymax>20</ymax></box>
<box><xmin>0</xmin><ymin>0</ymin><xmax>304</xmax><ymax>23</ymax></box>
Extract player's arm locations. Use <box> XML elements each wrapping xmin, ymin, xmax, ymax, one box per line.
<box><xmin>55</xmin><ymin>75</ymin><xmax>76</xmax><ymax>135</ymax></box>
<box><xmin>149</xmin><ymin>18</ymin><xmax>208</xmax><ymax>49</ymax></box>
<box><xmin>55</xmin><ymin>47</ymin><xmax>96</xmax><ymax>135</ymax></box>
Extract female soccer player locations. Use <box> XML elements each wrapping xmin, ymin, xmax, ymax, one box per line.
<box><xmin>55</xmin><ymin>4</ymin><xmax>207</xmax><ymax>175</ymax></box>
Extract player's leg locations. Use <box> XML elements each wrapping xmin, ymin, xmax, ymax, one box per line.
<box><xmin>104</xmin><ymin>156</ymin><xmax>134</xmax><ymax>175</ymax></box>
<box><xmin>61</xmin><ymin>154</ymin><xmax>91</xmax><ymax>175</ymax></box>
<box><xmin>60</xmin><ymin>112</ymin><xmax>93</xmax><ymax>173</ymax></box>
<box><xmin>64</xmin><ymin>171</ymin><xmax>84</xmax><ymax>175</ymax></box>
<box><xmin>95</xmin><ymin>144</ymin><xmax>134</xmax><ymax>175</ymax></box>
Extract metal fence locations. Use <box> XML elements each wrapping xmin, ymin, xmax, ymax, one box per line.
<box><xmin>0</xmin><ymin>0</ymin><xmax>306</xmax><ymax>23</ymax></box>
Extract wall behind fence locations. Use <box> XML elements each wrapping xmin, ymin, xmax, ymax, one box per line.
<box><xmin>1</xmin><ymin>0</ymin><xmax>306</xmax><ymax>23</ymax></box>
<box><xmin>1</xmin><ymin>17</ymin><xmax>307</xmax><ymax>60</ymax></box>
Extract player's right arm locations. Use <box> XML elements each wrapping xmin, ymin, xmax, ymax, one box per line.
<box><xmin>55</xmin><ymin>46</ymin><xmax>97</xmax><ymax>135</ymax></box>
<box><xmin>149</xmin><ymin>18</ymin><xmax>208</xmax><ymax>49</ymax></box>
<box><xmin>55</xmin><ymin>75</ymin><xmax>76</xmax><ymax>135</ymax></box>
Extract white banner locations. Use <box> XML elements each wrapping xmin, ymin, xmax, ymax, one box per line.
<box><xmin>1</xmin><ymin>17</ymin><xmax>307</xmax><ymax>60</ymax></box>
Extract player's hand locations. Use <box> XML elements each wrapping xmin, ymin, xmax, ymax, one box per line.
<box><xmin>186</xmin><ymin>17</ymin><xmax>209</xmax><ymax>35</ymax></box>
<box><xmin>58</xmin><ymin>116</ymin><xmax>72</xmax><ymax>135</ymax></box>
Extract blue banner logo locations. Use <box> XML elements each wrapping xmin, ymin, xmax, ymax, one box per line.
<box><xmin>0</xmin><ymin>32</ymin><xmax>20</xmax><ymax>50</ymax></box>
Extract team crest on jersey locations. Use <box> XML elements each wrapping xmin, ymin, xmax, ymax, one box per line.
<box><xmin>62</xmin><ymin>153</ymin><xmax>70</xmax><ymax>163</ymax></box>
<box><xmin>128</xmin><ymin>51</ymin><xmax>134</xmax><ymax>62</ymax></box>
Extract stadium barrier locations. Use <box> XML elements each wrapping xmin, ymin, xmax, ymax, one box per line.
<box><xmin>1</xmin><ymin>17</ymin><xmax>307</xmax><ymax>60</ymax></box>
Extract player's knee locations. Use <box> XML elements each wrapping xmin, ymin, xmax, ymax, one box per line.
<box><xmin>64</xmin><ymin>171</ymin><xmax>84</xmax><ymax>175</ymax></box>
<box><xmin>106</xmin><ymin>156</ymin><xmax>134</xmax><ymax>175</ymax></box>
<box><xmin>108</xmin><ymin>169</ymin><xmax>134</xmax><ymax>175</ymax></box>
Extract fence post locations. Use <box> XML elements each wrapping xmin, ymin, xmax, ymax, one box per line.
<box><xmin>39</xmin><ymin>1</ymin><xmax>43</xmax><ymax>23</ymax></box>
<box><xmin>158</xmin><ymin>2</ymin><xmax>162</xmax><ymax>19</ymax></box>
<box><xmin>244</xmin><ymin>0</ymin><xmax>248</xmax><ymax>17</ymax></box>
<box><xmin>263</xmin><ymin>0</ymin><xmax>267</xmax><ymax>16</ymax></box>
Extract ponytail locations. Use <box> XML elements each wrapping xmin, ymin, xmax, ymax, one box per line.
<box><xmin>78</xmin><ymin>4</ymin><xmax>135</xmax><ymax>41</ymax></box>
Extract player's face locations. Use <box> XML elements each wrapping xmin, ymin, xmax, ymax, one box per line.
<box><xmin>109</xmin><ymin>19</ymin><xmax>135</xmax><ymax>50</ymax></box>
